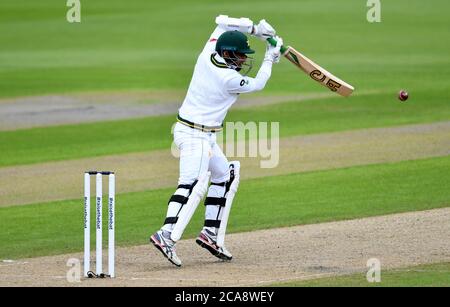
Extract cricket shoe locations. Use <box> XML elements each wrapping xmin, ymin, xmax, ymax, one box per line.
<box><xmin>150</xmin><ymin>230</ymin><xmax>182</xmax><ymax>267</ymax></box>
<box><xmin>196</xmin><ymin>229</ymin><xmax>232</xmax><ymax>261</ymax></box>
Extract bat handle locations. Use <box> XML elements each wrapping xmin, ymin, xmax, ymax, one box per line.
<box><xmin>267</xmin><ymin>37</ymin><xmax>288</xmax><ymax>54</ymax></box>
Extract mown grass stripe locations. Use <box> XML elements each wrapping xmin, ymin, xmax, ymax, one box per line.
<box><xmin>0</xmin><ymin>156</ymin><xmax>449</xmax><ymax>259</ymax></box>
<box><xmin>0</xmin><ymin>90</ymin><xmax>449</xmax><ymax>167</ymax></box>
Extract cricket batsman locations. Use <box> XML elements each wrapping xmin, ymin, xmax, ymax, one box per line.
<box><xmin>150</xmin><ymin>15</ymin><xmax>283</xmax><ymax>266</ymax></box>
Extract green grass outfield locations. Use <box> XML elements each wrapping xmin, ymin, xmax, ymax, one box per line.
<box><xmin>273</xmin><ymin>262</ymin><xmax>450</xmax><ymax>287</ymax></box>
<box><xmin>1</xmin><ymin>0</ymin><xmax>449</xmax><ymax>97</ymax></box>
<box><xmin>0</xmin><ymin>156</ymin><xmax>449</xmax><ymax>259</ymax></box>
<box><xmin>1</xmin><ymin>0</ymin><xmax>449</xmax><ymax>167</ymax></box>
<box><xmin>1</xmin><ymin>0</ymin><xmax>449</xmax><ymax>287</ymax></box>
<box><xmin>0</xmin><ymin>89</ymin><xmax>449</xmax><ymax>167</ymax></box>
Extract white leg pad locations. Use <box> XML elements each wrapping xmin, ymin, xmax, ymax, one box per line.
<box><xmin>217</xmin><ymin>161</ymin><xmax>240</xmax><ymax>247</ymax></box>
<box><xmin>171</xmin><ymin>171</ymin><xmax>211</xmax><ymax>242</ymax></box>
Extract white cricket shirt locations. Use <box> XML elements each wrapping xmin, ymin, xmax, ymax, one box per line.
<box><xmin>178</xmin><ymin>26</ymin><xmax>273</xmax><ymax>127</ymax></box>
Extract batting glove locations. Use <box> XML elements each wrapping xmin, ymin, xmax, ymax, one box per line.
<box><xmin>252</xmin><ymin>19</ymin><xmax>276</xmax><ymax>41</ymax></box>
<box><xmin>264</xmin><ymin>36</ymin><xmax>283</xmax><ymax>63</ymax></box>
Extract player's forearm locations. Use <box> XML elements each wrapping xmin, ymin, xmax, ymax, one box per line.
<box><xmin>252</xmin><ymin>60</ymin><xmax>273</xmax><ymax>91</ymax></box>
<box><xmin>215</xmin><ymin>15</ymin><xmax>254</xmax><ymax>34</ymax></box>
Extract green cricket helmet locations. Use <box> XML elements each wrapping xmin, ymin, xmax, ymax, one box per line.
<box><xmin>215</xmin><ymin>31</ymin><xmax>254</xmax><ymax>74</ymax></box>
<box><xmin>215</xmin><ymin>31</ymin><xmax>255</xmax><ymax>55</ymax></box>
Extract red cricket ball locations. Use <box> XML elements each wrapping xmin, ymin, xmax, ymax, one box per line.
<box><xmin>398</xmin><ymin>90</ymin><xmax>409</xmax><ymax>102</ymax></box>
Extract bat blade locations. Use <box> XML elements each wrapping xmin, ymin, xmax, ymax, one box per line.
<box><xmin>284</xmin><ymin>46</ymin><xmax>354</xmax><ymax>97</ymax></box>
<box><xmin>267</xmin><ymin>37</ymin><xmax>354</xmax><ymax>97</ymax></box>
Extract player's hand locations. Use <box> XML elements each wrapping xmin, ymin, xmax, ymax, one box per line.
<box><xmin>264</xmin><ymin>36</ymin><xmax>283</xmax><ymax>63</ymax></box>
<box><xmin>252</xmin><ymin>19</ymin><xmax>276</xmax><ymax>41</ymax></box>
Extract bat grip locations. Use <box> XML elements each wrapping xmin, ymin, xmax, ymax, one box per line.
<box><xmin>267</xmin><ymin>37</ymin><xmax>288</xmax><ymax>54</ymax></box>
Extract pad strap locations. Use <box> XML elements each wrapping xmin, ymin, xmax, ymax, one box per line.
<box><xmin>210</xmin><ymin>182</ymin><xmax>226</xmax><ymax>187</ymax></box>
<box><xmin>177</xmin><ymin>184</ymin><xmax>192</xmax><ymax>189</ymax></box>
<box><xmin>168</xmin><ymin>194</ymin><xmax>188</xmax><ymax>205</ymax></box>
<box><xmin>204</xmin><ymin>197</ymin><xmax>226</xmax><ymax>207</ymax></box>
<box><xmin>164</xmin><ymin>217</ymin><xmax>178</xmax><ymax>224</ymax></box>
<box><xmin>204</xmin><ymin>220</ymin><xmax>221</xmax><ymax>228</ymax></box>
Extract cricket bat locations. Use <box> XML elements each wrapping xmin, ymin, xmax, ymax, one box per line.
<box><xmin>267</xmin><ymin>37</ymin><xmax>354</xmax><ymax>97</ymax></box>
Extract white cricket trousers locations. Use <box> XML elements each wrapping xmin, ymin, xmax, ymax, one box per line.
<box><xmin>161</xmin><ymin>122</ymin><xmax>230</xmax><ymax>234</ymax></box>
<box><xmin>174</xmin><ymin>122</ymin><xmax>230</xmax><ymax>184</ymax></box>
